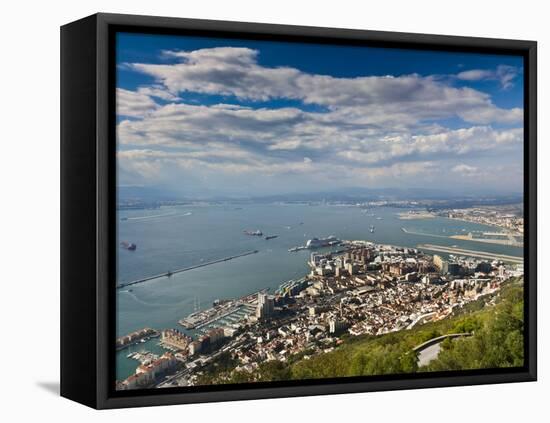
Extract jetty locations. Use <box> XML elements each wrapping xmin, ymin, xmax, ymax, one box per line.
<box><xmin>117</xmin><ymin>250</ymin><xmax>259</xmax><ymax>290</ymax></box>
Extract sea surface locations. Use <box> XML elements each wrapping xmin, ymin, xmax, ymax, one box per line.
<box><xmin>116</xmin><ymin>203</ymin><xmax>522</xmax><ymax>379</ymax></box>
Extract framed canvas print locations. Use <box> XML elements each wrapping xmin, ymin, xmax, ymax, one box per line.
<box><xmin>60</xmin><ymin>13</ymin><xmax>537</xmax><ymax>409</ymax></box>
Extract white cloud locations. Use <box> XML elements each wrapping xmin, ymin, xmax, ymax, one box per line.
<box><xmin>457</xmin><ymin>65</ymin><xmax>520</xmax><ymax>90</ymax></box>
<box><xmin>136</xmin><ymin>86</ymin><xmax>180</xmax><ymax>101</ymax></box>
<box><xmin>131</xmin><ymin>47</ymin><xmax>301</xmax><ymax>101</ymax></box>
<box><xmin>457</xmin><ymin>104</ymin><xmax>523</xmax><ymax>124</ymax></box>
<box><xmin>117</xmin><ymin>98</ymin><xmax>522</xmax><ymax>182</ymax></box>
<box><xmin>117</xmin><ymin>146</ymin><xmax>317</xmax><ymax>180</ymax></box>
<box><xmin>116</xmin><ymin>47</ymin><xmax>524</xmax><ymax>192</ymax></box>
<box><xmin>126</xmin><ymin>47</ymin><xmax>522</xmax><ymax>125</ymax></box>
<box><xmin>452</xmin><ymin>164</ymin><xmax>479</xmax><ymax>176</ymax></box>
<box><xmin>335</xmin><ymin>124</ymin><xmax>522</xmax><ymax>167</ymax></box>
<box><xmin>116</xmin><ymin>88</ymin><xmax>159</xmax><ymax>117</ymax></box>
<box><xmin>456</xmin><ymin>69</ymin><xmax>493</xmax><ymax>81</ymax></box>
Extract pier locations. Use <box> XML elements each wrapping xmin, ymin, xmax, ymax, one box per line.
<box><xmin>401</xmin><ymin>227</ymin><xmax>453</xmax><ymax>239</ymax></box>
<box><xmin>117</xmin><ymin>250</ymin><xmax>259</xmax><ymax>289</ymax></box>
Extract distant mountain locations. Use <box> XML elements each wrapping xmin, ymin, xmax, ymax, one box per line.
<box><xmin>249</xmin><ymin>187</ymin><xmax>458</xmax><ymax>202</ymax></box>
<box><xmin>117</xmin><ymin>185</ymin><xmax>522</xmax><ymax>205</ymax></box>
<box><xmin>117</xmin><ymin>186</ymin><xmax>183</xmax><ymax>202</ymax></box>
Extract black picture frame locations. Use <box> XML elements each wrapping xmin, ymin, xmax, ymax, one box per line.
<box><xmin>60</xmin><ymin>12</ymin><xmax>537</xmax><ymax>409</ymax></box>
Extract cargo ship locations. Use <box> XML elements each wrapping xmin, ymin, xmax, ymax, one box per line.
<box><xmin>243</xmin><ymin>229</ymin><xmax>263</xmax><ymax>236</ymax></box>
<box><xmin>120</xmin><ymin>241</ymin><xmax>137</xmax><ymax>251</ymax></box>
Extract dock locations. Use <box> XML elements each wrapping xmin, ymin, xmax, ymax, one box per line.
<box><xmin>117</xmin><ymin>250</ymin><xmax>259</xmax><ymax>290</ymax></box>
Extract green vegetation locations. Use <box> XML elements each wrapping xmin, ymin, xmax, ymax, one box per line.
<box><xmin>197</xmin><ymin>279</ymin><xmax>524</xmax><ymax>385</ymax></box>
<box><xmin>424</xmin><ymin>281</ymin><xmax>524</xmax><ymax>371</ymax></box>
<box><xmin>195</xmin><ymin>352</ymin><xmax>238</xmax><ymax>385</ymax></box>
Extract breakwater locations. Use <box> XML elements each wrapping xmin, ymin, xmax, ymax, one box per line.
<box><xmin>117</xmin><ymin>250</ymin><xmax>259</xmax><ymax>289</ymax></box>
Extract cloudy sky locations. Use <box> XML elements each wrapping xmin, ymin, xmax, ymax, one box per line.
<box><xmin>116</xmin><ymin>33</ymin><xmax>524</xmax><ymax>198</ymax></box>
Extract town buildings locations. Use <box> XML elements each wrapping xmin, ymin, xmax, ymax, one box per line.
<box><xmin>117</xmin><ymin>237</ymin><xmax>521</xmax><ymax>389</ymax></box>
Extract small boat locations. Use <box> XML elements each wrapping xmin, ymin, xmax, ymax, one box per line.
<box><xmin>288</xmin><ymin>246</ymin><xmax>305</xmax><ymax>252</ymax></box>
<box><xmin>120</xmin><ymin>241</ymin><xmax>137</xmax><ymax>251</ymax></box>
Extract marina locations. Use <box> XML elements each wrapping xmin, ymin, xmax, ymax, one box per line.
<box><xmin>178</xmin><ymin>288</ymin><xmax>268</xmax><ymax>329</ymax></box>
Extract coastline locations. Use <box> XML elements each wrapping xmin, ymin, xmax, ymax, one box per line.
<box><xmin>116</xmin><ymin>204</ymin><xmax>524</xmax><ymax>382</ymax></box>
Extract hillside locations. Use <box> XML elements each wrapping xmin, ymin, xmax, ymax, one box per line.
<box><xmin>197</xmin><ymin>278</ymin><xmax>524</xmax><ymax>385</ymax></box>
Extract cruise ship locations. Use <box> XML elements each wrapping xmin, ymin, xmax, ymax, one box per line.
<box><xmin>305</xmin><ymin>236</ymin><xmax>341</xmax><ymax>249</ymax></box>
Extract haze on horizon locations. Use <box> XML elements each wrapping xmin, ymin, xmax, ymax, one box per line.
<box><xmin>115</xmin><ymin>33</ymin><xmax>525</xmax><ymax>198</ymax></box>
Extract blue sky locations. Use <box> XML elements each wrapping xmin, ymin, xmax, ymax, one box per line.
<box><xmin>116</xmin><ymin>32</ymin><xmax>524</xmax><ymax>198</ymax></box>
